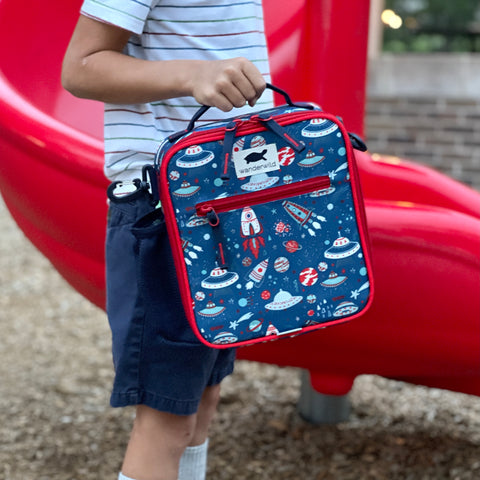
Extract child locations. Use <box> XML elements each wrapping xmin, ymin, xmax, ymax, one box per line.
<box><xmin>62</xmin><ymin>2</ymin><xmax>273</xmax><ymax>479</ymax></box>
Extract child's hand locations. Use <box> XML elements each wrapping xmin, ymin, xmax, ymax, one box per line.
<box><xmin>189</xmin><ymin>58</ymin><xmax>266</xmax><ymax>112</ymax></box>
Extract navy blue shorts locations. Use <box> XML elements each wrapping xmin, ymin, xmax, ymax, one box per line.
<box><xmin>105</xmin><ymin>187</ymin><xmax>236</xmax><ymax>415</ymax></box>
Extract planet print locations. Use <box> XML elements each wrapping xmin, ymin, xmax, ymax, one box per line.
<box><xmin>283</xmin><ymin>240</ymin><xmax>302</xmax><ymax>253</ymax></box>
<box><xmin>242</xmin><ymin>257</ymin><xmax>253</xmax><ymax>267</ymax></box>
<box><xmin>251</xmin><ymin>135</ymin><xmax>266</xmax><ymax>148</ymax></box>
<box><xmin>195</xmin><ymin>291</ymin><xmax>205</xmax><ymax>301</ymax></box>
<box><xmin>274</xmin><ymin>257</ymin><xmax>290</xmax><ymax>273</ymax></box>
<box><xmin>248</xmin><ymin>318</ymin><xmax>265</xmax><ymax>332</ymax></box>
<box><xmin>307</xmin><ymin>294</ymin><xmax>317</xmax><ymax>304</ymax></box>
<box><xmin>278</xmin><ymin>146</ymin><xmax>295</xmax><ymax>166</ymax></box>
<box><xmin>299</xmin><ymin>267</ymin><xmax>319</xmax><ymax>286</ymax></box>
<box><xmin>318</xmin><ymin>261</ymin><xmax>328</xmax><ymax>272</ymax></box>
<box><xmin>169</xmin><ymin>170</ymin><xmax>180</xmax><ymax>181</ymax></box>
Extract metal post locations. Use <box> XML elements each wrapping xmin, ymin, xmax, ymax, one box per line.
<box><xmin>297</xmin><ymin>370</ymin><xmax>351</xmax><ymax>424</ymax></box>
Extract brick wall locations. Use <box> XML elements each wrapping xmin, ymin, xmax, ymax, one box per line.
<box><xmin>365</xmin><ymin>54</ymin><xmax>480</xmax><ymax>191</ymax></box>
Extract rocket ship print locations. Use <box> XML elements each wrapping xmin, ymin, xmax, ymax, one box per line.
<box><xmin>240</xmin><ymin>206</ymin><xmax>265</xmax><ymax>259</ymax></box>
<box><xmin>282</xmin><ymin>200</ymin><xmax>326</xmax><ymax>236</ymax></box>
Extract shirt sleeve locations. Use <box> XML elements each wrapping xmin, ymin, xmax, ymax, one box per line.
<box><xmin>80</xmin><ymin>0</ymin><xmax>157</xmax><ymax>35</ymax></box>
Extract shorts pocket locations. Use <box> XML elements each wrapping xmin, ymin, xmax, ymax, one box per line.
<box><xmin>131</xmin><ymin>208</ymin><xmax>197</xmax><ymax>344</ymax></box>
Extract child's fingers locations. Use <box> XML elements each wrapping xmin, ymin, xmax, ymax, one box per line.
<box><xmin>190</xmin><ymin>58</ymin><xmax>266</xmax><ymax>111</ymax></box>
<box><xmin>216</xmin><ymin>77</ymin><xmax>251</xmax><ymax>109</ymax></box>
<box><xmin>239</xmin><ymin>59</ymin><xmax>267</xmax><ymax>101</ymax></box>
<box><xmin>222</xmin><ymin>66</ymin><xmax>266</xmax><ymax>109</ymax></box>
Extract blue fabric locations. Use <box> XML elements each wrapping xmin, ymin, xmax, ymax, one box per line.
<box><xmin>105</xmin><ymin>189</ymin><xmax>235</xmax><ymax>415</ymax></box>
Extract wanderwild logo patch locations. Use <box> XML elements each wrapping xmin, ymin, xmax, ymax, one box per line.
<box><xmin>233</xmin><ymin>143</ymin><xmax>280</xmax><ymax>178</ymax></box>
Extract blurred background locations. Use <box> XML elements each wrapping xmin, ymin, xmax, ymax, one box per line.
<box><xmin>367</xmin><ymin>0</ymin><xmax>480</xmax><ymax>190</ymax></box>
<box><xmin>1</xmin><ymin>2</ymin><xmax>479</xmax><ymax>479</ymax></box>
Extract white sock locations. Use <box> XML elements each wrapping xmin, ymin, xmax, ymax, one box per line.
<box><xmin>118</xmin><ymin>473</ymin><xmax>136</xmax><ymax>480</ymax></box>
<box><xmin>178</xmin><ymin>438</ymin><xmax>209</xmax><ymax>480</ymax></box>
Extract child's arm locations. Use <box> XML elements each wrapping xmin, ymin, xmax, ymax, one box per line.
<box><xmin>62</xmin><ymin>15</ymin><xmax>266</xmax><ymax>112</ymax></box>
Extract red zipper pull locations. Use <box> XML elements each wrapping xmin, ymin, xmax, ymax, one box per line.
<box><xmin>195</xmin><ymin>204</ymin><xmax>228</xmax><ymax>267</ymax></box>
<box><xmin>196</xmin><ymin>204</ymin><xmax>220</xmax><ymax>227</ymax></box>
<box><xmin>196</xmin><ymin>204</ymin><xmax>212</xmax><ymax>216</ymax></box>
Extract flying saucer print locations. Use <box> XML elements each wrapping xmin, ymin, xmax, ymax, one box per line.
<box><xmin>176</xmin><ymin>145</ymin><xmax>214</xmax><ymax>168</ymax></box>
<box><xmin>198</xmin><ymin>301</ymin><xmax>226</xmax><ymax>317</ymax></box>
<box><xmin>321</xmin><ymin>272</ymin><xmax>347</xmax><ymax>288</ymax></box>
<box><xmin>201</xmin><ymin>267</ymin><xmax>239</xmax><ymax>289</ymax></box>
<box><xmin>212</xmin><ymin>332</ymin><xmax>238</xmax><ymax>345</ymax></box>
<box><xmin>333</xmin><ymin>301</ymin><xmax>359</xmax><ymax>317</ymax></box>
<box><xmin>186</xmin><ymin>214</ymin><xmax>208</xmax><ymax>227</ymax></box>
<box><xmin>301</xmin><ymin>118</ymin><xmax>339</xmax><ymax>138</ymax></box>
<box><xmin>173</xmin><ymin>181</ymin><xmax>200</xmax><ymax>198</ymax></box>
<box><xmin>298</xmin><ymin>150</ymin><xmax>325</xmax><ymax>168</ymax></box>
<box><xmin>241</xmin><ymin>173</ymin><xmax>279</xmax><ymax>192</ymax></box>
<box><xmin>265</xmin><ymin>290</ymin><xmax>303</xmax><ymax>311</ymax></box>
<box><xmin>324</xmin><ymin>236</ymin><xmax>360</xmax><ymax>259</ymax></box>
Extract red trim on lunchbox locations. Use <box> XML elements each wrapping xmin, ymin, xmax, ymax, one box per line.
<box><xmin>333</xmin><ymin>119</ymin><xmax>375</xmax><ymax>314</ymax></box>
<box><xmin>158</xmin><ymin>111</ymin><xmax>374</xmax><ymax>349</ymax></box>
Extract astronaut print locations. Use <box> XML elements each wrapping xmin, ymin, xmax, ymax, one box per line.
<box><xmin>159</xmin><ymin>104</ymin><xmax>373</xmax><ymax>347</ymax></box>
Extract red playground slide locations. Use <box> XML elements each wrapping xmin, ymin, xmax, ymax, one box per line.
<box><xmin>0</xmin><ymin>0</ymin><xmax>479</xmax><ymax>399</ymax></box>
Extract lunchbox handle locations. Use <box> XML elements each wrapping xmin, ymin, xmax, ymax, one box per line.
<box><xmin>184</xmin><ymin>83</ymin><xmax>313</xmax><ymax>134</ymax></box>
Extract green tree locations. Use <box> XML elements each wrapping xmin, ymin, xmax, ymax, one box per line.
<box><xmin>383</xmin><ymin>0</ymin><xmax>480</xmax><ymax>52</ymax></box>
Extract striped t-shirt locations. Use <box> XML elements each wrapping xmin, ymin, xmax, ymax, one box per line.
<box><xmin>80</xmin><ymin>0</ymin><xmax>274</xmax><ymax>181</ymax></box>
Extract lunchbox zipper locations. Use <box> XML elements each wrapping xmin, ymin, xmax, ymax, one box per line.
<box><xmin>195</xmin><ymin>175</ymin><xmax>331</xmax><ymax>223</ymax></box>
